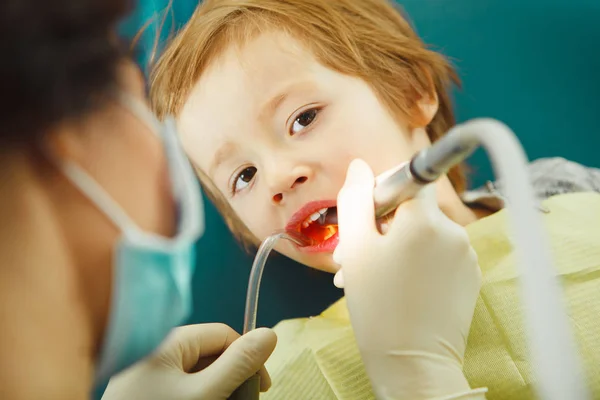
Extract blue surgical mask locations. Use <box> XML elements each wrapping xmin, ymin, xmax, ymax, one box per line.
<box><xmin>58</xmin><ymin>92</ymin><xmax>204</xmax><ymax>385</ymax></box>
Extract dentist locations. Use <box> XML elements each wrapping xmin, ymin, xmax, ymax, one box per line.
<box><xmin>0</xmin><ymin>1</ymin><xmax>275</xmax><ymax>399</ymax></box>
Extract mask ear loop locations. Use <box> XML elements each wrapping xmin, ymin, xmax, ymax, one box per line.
<box><xmin>115</xmin><ymin>91</ymin><xmax>163</xmax><ymax>136</ymax></box>
<box><xmin>61</xmin><ymin>160</ymin><xmax>140</xmax><ymax>235</ymax></box>
<box><xmin>58</xmin><ymin>91</ymin><xmax>163</xmax><ymax>235</ymax></box>
<box><xmin>114</xmin><ymin>90</ymin><xmax>204</xmax><ymax>241</ymax></box>
<box><xmin>60</xmin><ymin>91</ymin><xmax>200</xmax><ymax>241</ymax></box>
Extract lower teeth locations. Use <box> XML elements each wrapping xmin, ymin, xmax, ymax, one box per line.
<box><xmin>323</xmin><ymin>226</ymin><xmax>337</xmax><ymax>241</ymax></box>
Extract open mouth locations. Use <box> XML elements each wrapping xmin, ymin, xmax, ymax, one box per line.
<box><xmin>286</xmin><ymin>202</ymin><xmax>339</xmax><ymax>253</ymax></box>
<box><xmin>300</xmin><ymin>207</ymin><xmax>338</xmax><ymax>243</ymax></box>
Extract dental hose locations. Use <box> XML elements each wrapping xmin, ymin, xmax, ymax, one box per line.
<box><xmin>443</xmin><ymin>119</ymin><xmax>589</xmax><ymax>399</ymax></box>
<box><xmin>234</xmin><ymin>118</ymin><xmax>590</xmax><ymax>400</ymax></box>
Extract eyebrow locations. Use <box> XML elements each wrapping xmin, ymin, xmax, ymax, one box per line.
<box><xmin>259</xmin><ymin>80</ymin><xmax>317</xmax><ymax>120</ymax></box>
<box><xmin>209</xmin><ymin>141</ymin><xmax>238</xmax><ymax>177</ymax></box>
<box><xmin>208</xmin><ymin>81</ymin><xmax>317</xmax><ymax>177</ymax></box>
<box><xmin>207</xmin><ymin>87</ymin><xmax>292</xmax><ymax>178</ymax></box>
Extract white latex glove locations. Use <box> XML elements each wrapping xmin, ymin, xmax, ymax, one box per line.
<box><xmin>102</xmin><ymin>323</ymin><xmax>277</xmax><ymax>400</ymax></box>
<box><xmin>333</xmin><ymin>159</ymin><xmax>486</xmax><ymax>400</ymax></box>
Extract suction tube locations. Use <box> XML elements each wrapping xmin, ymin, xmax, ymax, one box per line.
<box><xmin>242</xmin><ymin>230</ymin><xmax>313</xmax><ymax>334</ymax></box>
<box><xmin>232</xmin><ymin>231</ymin><xmax>313</xmax><ymax>400</ymax></box>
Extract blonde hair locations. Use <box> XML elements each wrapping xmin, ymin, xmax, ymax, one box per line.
<box><xmin>150</xmin><ymin>0</ymin><xmax>465</xmax><ymax>248</ymax></box>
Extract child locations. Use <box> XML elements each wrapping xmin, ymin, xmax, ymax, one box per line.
<box><xmin>150</xmin><ymin>0</ymin><xmax>600</xmax><ymax>398</ymax></box>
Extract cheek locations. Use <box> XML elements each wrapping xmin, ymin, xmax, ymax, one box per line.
<box><xmin>232</xmin><ymin>199</ymin><xmax>276</xmax><ymax>241</ymax></box>
<box><xmin>321</xmin><ymin>153</ymin><xmax>356</xmax><ymax>190</ymax></box>
<box><xmin>327</xmin><ymin>119</ymin><xmax>415</xmax><ymax>177</ymax></box>
<box><xmin>321</xmin><ymin>136</ymin><xmax>412</xmax><ymax>185</ymax></box>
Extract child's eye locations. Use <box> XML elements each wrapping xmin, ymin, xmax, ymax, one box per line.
<box><xmin>232</xmin><ymin>166</ymin><xmax>257</xmax><ymax>194</ymax></box>
<box><xmin>290</xmin><ymin>108</ymin><xmax>319</xmax><ymax>135</ymax></box>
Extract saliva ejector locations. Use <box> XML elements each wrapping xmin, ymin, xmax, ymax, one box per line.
<box><xmin>229</xmin><ymin>118</ymin><xmax>590</xmax><ymax>400</ymax></box>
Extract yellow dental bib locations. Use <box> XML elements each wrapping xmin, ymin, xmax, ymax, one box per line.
<box><xmin>262</xmin><ymin>192</ymin><xmax>600</xmax><ymax>400</ymax></box>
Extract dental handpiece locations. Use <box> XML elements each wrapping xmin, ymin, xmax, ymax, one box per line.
<box><xmin>322</xmin><ymin>132</ymin><xmax>480</xmax><ymax>225</ymax></box>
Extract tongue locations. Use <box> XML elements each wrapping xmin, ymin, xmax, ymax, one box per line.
<box><xmin>302</xmin><ymin>212</ymin><xmax>338</xmax><ymax>242</ymax></box>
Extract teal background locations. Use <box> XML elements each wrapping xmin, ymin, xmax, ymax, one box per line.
<box><xmin>96</xmin><ymin>1</ymin><xmax>600</xmax><ymax>397</ymax></box>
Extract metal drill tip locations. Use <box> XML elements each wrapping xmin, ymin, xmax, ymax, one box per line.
<box><xmin>317</xmin><ymin>207</ymin><xmax>338</xmax><ymax>226</ymax></box>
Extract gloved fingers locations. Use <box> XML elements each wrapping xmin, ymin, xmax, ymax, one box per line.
<box><xmin>333</xmin><ymin>269</ymin><xmax>345</xmax><ymax>288</ymax></box>
<box><xmin>167</xmin><ymin>323</ymin><xmax>241</xmax><ymax>373</ymax></box>
<box><xmin>376</xmin><ymin>214</ymin><xmax>392</xmax><ymax>234</ymax></box>
<box><xmin>259</xmin><ymin>367</ymin><xmax>272</xmax><ymax>392</ymax></box>
<box><xmin>412</xmin><ymin>181</ymin><xmax>438</xmax><ymax>208</ymax></box>
<box><xmin>336</xmin><ymin>159</ymin><xmax>377</xmax><ymax>253</ymax></box>
<box><xmin>392</xmin><ymin>181</ymin><xmax>438</xmax><ymax>219</ymax></box>
<box><xmin>332</xmin><ymin>247</ymin><xmax>345</xmax><ymax>288</ymax></box>
<box><xmin>386</xmin><ymin>182</ymin><xmax>440</xmax><ymax>239</ymax></box>
<box><xmin>189</xmin><ymin>354</ymin><xmax>219</xmax><ymax>373</ymax></box>
<box><xmin>194</xmin><ymin>328</ymin><xmax>277</xmax><ymax>396</ymax></box>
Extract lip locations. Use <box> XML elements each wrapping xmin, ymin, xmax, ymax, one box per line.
<box><xmin>285</xmin><ymin>199</ymin><xmax>338</xmax><ymax>253</ymax></box>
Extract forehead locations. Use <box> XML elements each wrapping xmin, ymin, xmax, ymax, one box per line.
<box><xmin>177</xmin><ymin>31</ymin><xmax>322</xmax><ymax>170</ymax></box>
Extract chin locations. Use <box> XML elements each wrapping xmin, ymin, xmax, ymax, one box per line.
<box><xmin>291</xmin><ymin>252</ymin><xmax>339</xmax><ymax>274</ymax></box>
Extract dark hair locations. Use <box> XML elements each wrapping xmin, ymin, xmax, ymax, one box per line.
<box><xmin>0</xmin><ymin>0</ymin><xmax>133</xmax><ymax>150</ymax></box>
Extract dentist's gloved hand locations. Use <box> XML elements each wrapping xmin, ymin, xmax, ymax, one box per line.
<box><xmin>333</xmin><ymin>159</ymin><xmax>486</xmax><ymax>400</ymax></box>
<box><xmin>102</xmin><ymin>323</ymin><xmax>277</xmax><ymax>400</ymax></box>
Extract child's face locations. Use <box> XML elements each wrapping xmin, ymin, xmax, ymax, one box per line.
<box><xmin>179</xmin><ymin>32</ymin><xmax>429</xmax><ymax>272</ymax></box>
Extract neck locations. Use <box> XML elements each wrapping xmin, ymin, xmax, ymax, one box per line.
<box><xmin>0</xmin><ymin>155</ymin><xmax>93</xmax><ymax>398</ymax></box>
<box><xmin>436</xmin><ymin>176</ymin><xmax>482</xmax><ymax>226</ymax></box>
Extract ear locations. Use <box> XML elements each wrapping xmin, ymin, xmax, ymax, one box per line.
<box><xmin>409</xmin><ymin>65</ymin><xmax>440</xmax><ymax>128</ymax></box>
<box><xmin>43</xmin><ymin>121</ymin><xmax>87</xmax><ymax>164</ymax></box>
<box><xmin>412</xmin><ymin>90</ymin><xmax>439</xmax><ymax>128</ymax></box>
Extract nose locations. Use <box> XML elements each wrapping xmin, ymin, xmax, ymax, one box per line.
<box><xmin>269</xmin><ymin>165</ymin><xmax>312</xmax><ymax>205</ymax></box>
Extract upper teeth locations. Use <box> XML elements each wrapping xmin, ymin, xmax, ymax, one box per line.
<box><xmin>302</xmin><ymin>208</ymin><xmax>328</xmax><ymax>228</ymax></box>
